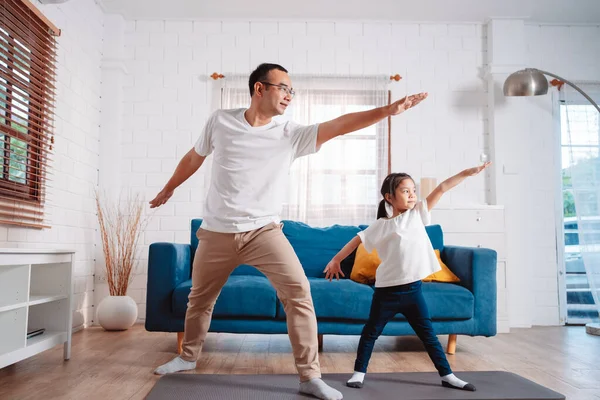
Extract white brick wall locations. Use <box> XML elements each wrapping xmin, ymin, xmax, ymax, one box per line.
<box><xmin>121</xmin><ymin>20</ymin><xmax>487</xmax><ymax>321</ymax></box>
<box><xmin>526</xmin><ymin>24</ymin><xmax>600</xmax><ymax>81</ymax></box>
<box><xmin>4</xmin><ymin>0</ymin><xmax>105</xmax><ymax>330</ymax></box>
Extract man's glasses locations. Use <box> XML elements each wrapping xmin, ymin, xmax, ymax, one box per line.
<box><xmin>260</xmin><ymin>82</ymin><xmax>295</xmax><ymax>98</ymax></box>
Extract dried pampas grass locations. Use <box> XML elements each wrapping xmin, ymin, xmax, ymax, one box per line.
<box><xmin>95</xmin><ymin>191</ymin><xmax>146</xmax><ymax>296</ymax></box>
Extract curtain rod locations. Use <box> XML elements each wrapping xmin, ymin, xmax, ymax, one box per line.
<box><xmin>210</xmin><ymin>72</ymin><xmax>402</xmax><ymax>81</ymax></box>
<box><xmin>552</xmin><ymin>79</ymin><xmax>600</xmax><ymax>89</ymax></box>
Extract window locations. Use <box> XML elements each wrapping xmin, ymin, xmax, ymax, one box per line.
<box><xmin>560</xmin><ymin>100</ymin><xmax>600</xmax><ymax>324</ymax></box>
<box><xmin>0</xmin><ymin>1</ymin><xmax>59</xmax><ymax>228</ymax></box>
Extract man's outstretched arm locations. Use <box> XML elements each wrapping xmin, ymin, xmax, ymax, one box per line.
<box><xmin>149</xmin><ymin>148</ymin><xmax>206</xmax><ymax>208</ymax></box>
<box><xmin>316</xmin><ymin>92</ymin><xmax>427</xmax><ymax>148</ymax></box>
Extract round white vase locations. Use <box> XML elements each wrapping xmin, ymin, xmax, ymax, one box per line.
<box><xmin>97</xmin><ymin>295</ymin><xmax>138</xmax><ymax>331</ymax></box>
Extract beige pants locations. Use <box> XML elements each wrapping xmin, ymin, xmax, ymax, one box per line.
<box><xmin>180</xmin><ymin>222</ymin><xmax>321</xmax><ymax>381</ymax></box>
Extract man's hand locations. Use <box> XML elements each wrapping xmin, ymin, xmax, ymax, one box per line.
<box><xmin>148</xmin><ymin>149</ymin><xmax>206</xmax><ymax>209</ymax></box>
<box><xmin>149</xmin><ymin>187</ymin><xmax>174</xmax><ymax>208</ymax></box>
<box><xmin>462</xmin><ymin>161</ymin><xmax>492</xmax><ymax>177</ymax></box>
<box><xmin>387</xmin><ymin>92</ymin><xmax>428</xmax><ymax>116</ymax></box>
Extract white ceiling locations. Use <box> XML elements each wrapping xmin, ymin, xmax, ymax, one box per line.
<box><xmin>99</xmin><ymin>0</ymin><xmax>600</xmax><ymax>23</ymax></box>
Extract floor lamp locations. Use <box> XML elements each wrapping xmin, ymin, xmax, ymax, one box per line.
<box><xmin>503</xmin><ymin>68</ymin><xmax>600</xmax><ymax>336</ymax></box>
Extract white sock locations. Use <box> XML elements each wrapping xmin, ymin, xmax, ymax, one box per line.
<box><xmin>299</xmin><ymin>378</ymin><xmax>343</xmax><ymax>400</ymax></box>
<box><xmin>441</xmin><ymin>373</ymin><xmax>476</xmax><ymax>391</ymax></box>
<box><xmin>154</xmin><ymin>356</ymin><xmax>196</xmax><ymax>375</ymax></box>
<box><xmin>347</xmin><ymin>371</ymin><xmax>365</xmax><ymax>384</ymax></box>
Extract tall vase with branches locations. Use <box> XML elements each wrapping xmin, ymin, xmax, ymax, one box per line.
<box><xmin>95</xmin><ymin>191</ymin><xmax>146</xmax><ymax>330</ymax></box>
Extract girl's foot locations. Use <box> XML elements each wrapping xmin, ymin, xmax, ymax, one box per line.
<box><xmin>346</xmin><ymin>371</ymin><xmax>365</xmax><ymax>388</ymax></box>
<box><xmin>441</xmin><ymin>373</ymin><xmax>476</xmax><ymax>391</ymax></box>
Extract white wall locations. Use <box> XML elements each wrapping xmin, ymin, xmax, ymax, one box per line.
<box><xmin>1</xmin><ymin>0</ymin><xmax>106</xmax><ymax>330</ymax></box>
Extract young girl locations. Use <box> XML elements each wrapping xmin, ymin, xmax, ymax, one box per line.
<box><xmin>324</xmin><ymin>162</ymin><xmax>491</xmax><ymax>392</ymax></box>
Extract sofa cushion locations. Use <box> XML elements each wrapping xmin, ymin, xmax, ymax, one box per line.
<box><xmin>190</xmin><ymin>218</ymin><xmax>203</xmax><ymax>253</ymax></box>
<box><xmin>230</xmin><ymin>264</ymin><xmax>267</xmax><ymax>277</ymax></box>
<box><xmin>172</xmin><ymin>275</ymin><xmax>277</xmax><ymax>318</ymax></box>
<box><xmin>189</xmin><ymin>219</ymin><xmax>444</xmax><ymax>278</ymax></box>
<box><xmin>282</xmin><ymin>220</ymin><xmax>362</xmax><ymax>278</ymax></box>
<box><xmin>393</xmin><ymin>282</ymin><xmax>474</xmax><ymax>321</ymax></box>
<box><xmin>276</xmin><ymin>278</ymin><xmax>375</xmax><ymax>320</ymax></box>
<box><xmin>425</xmin><ymin>225</ymin><xmax>444</xmax><ymax>251</ymax></box>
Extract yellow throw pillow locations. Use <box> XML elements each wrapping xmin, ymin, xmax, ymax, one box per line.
<box><xmin>422</xmin><ymin>250</ymin><xmax>461</xmax><ymax>283</ymax></box>
<box><xmin>350</xmin><ymin>244</ymin><xmax>381</xmax><ymax>284</ymax></box>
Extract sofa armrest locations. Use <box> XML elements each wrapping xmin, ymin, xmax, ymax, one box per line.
<box><xmin>145</xmin><ymin>242</ymin><xmax>191</xmax><ymax>332</ymax></box>
<box><xmin>442</xmin><ymin>245</ymin><xmax>497</xmax><ymax>336</ymax></box>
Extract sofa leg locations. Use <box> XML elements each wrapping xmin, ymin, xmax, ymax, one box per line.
<box><xmin>318</xmin><ymin>334</ymin><xmax>323</xmax><ymax>352</ymax></box>
<box><xmin>177</xmin><ymin>332</ymin><xmax>184</xmax><ymax>355</ymax></box>
<box><xmin>447</xmin><ymin>334</ymin><xmax>457</xmax><ymax>355</ymax></box>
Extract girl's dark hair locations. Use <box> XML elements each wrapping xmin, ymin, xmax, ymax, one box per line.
<box><xmin>376</xmin><ymin>172</ymin><xmax>414</xmax><ymax>219</ymax></box>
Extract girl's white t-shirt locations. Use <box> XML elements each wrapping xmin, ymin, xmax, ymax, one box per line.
<box><xmin>357</xmin><ymin>199</ymin><xmax>441</xmax><ymax>287</ymax></box>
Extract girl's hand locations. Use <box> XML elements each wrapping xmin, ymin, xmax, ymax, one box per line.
<box><xmin>463</xmin><ymin>161</ymin><xmax>491</xmax><ymax>177</ymax></box>
<box><xmin>323</xmin><ymin>259</ymin><xmax>345</xmax><ymax>281</ymax></box>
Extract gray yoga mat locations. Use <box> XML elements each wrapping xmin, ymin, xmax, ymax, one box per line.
<box><xmin>146</xmin><ymin>371</ymin><xmax>565</xmax><ymax>400</ymax></box>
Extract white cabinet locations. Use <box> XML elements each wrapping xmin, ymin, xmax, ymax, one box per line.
<box><xmin>0</xmin><ymin>249</ymin><xmax>75</xmax><ymax>369</ymax></box>
<box><xmin>432</xmin><ymin>206</ymin><xmax>509</xmax><ymax>333</ymax></box>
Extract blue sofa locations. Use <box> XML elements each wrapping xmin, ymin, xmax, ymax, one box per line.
<box><xmin>145</xmin><ymin>219</ymin><xmax>497</xmax><ymax>353</ymax></box>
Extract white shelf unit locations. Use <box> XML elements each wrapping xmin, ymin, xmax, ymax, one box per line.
<box><xmin>0</xmin><ymin>249</ymin><xmax>75</xmax><ymax>370</ymax></box>
<box><xmin>431</xmin><ymin>205</ymin><xmax>509</xmax><ymax>333</ymax></box>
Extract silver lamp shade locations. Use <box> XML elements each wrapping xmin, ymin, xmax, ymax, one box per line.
<box><xmin>503</xmin><ymin>68</ymin><xmax>549</xmax><ymax>96</ymax></box>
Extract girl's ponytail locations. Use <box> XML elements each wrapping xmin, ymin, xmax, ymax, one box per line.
<box><xmin>376</xmin><ymin>199</ymin><xmax>388</xmax><ymax>219</ymax></box>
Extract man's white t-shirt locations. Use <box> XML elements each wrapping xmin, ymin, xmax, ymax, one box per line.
<box><xmin>357</xmin><ymin>199</ymin><xmax>441</xmax><ymax>287</ymax></box>
<box><xmin>194</xmin><ymin>108</ymin><xmax>319</xmax><ymax>233</ymax></box>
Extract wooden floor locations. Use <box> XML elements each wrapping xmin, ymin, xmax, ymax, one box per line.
<box><xmin>0</xmin><ymin>325</ymin><xmax>599</xmax><ymax>399</ymax></box>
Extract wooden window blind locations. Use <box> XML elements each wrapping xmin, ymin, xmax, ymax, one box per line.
<box><xmin>0</xmin><ymin>0</ymin><xmax>59</xmax><ymax>228</ymax></box>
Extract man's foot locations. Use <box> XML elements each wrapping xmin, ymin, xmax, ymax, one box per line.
<box><xmin>346</xmin><ymin>371</ymin><xmax>365</xmax><ymax>388</ymax></box>
<box><xmin>441</xmin><ymin>373</ymin><xmax>476</xmax><ymax>391</ymax></box>
<box><xmin>299</xmin><ymin>378</ymin><xmax>343</xmax><ymax>400</ymax></box>
<box><xmin>153</xmin><ymin>356</ymin><xmax>196</xmax><ymax>375</ymax></box>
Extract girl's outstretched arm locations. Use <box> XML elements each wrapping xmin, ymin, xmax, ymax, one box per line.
<box><xmin>426</xmin><ymin>162</ymin><xmax>491</xmax><ymax>211</ymax></box>
<box><xmin>324</xmin><ymin>236</ymin><xmax>362</xmax><ymax>281</ymax></box>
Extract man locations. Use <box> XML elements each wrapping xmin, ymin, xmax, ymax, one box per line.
<box><xmin>150</xmin><ymin>63</ymin><xmax>427</xmax><ymax>400</ymax></box>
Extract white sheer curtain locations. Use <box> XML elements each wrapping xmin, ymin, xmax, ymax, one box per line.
<box><xmin>560</xmin><ymin>83</ymin><xmax>600</xmax><ymax>324</ymax></box>
<box><xmin>221</xmin><ymin>75</ymin><xmax>389</xmax><ymax>227</ymax></box>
